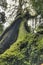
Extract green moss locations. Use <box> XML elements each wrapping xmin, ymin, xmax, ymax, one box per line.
<box><xmin>0</xmin><ymin>18</ymin><xmax>43</xmax><ymax>65</ymax></box>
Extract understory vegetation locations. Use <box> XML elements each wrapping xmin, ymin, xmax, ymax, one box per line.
<box><xmin>0</xmin><ymin>19</ymin><xmax>43</xmax><ymax>65</ymax></box>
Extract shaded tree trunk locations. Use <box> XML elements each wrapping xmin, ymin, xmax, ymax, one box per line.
<box><xmin>0</xmin><ymin>16</ymin><xmax>22</xmax><ymax>54</ymax></box>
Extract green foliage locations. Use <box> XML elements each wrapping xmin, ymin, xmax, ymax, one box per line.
<box><xmin>0</xmin><ymin>19</ymin><xmax>43</xmax><ymax>65</ymax></box>
<box><xmin>37</xmin><ymin>23</ymin><xmax>43</xmax><ymax>32</ymax></box>
<box><xmin>31</xmin><ymin>0</ymin><xmax>43</xmax><ymax>16</ymax></box>
<box><xmin>0</xmin><ymin>0</ymin><xmax>43</xmax><ymax>65</ymax></box>
<box><xmin>0</xmin><ymin>23</ymin><xmax>3</xmax><ymax>35</ymax></box>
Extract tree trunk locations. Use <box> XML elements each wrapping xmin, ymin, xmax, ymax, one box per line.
<box><xmin>0</xmin><ymin>16</ymin><xmax>22</xmax><ymax>54</ymax></box>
